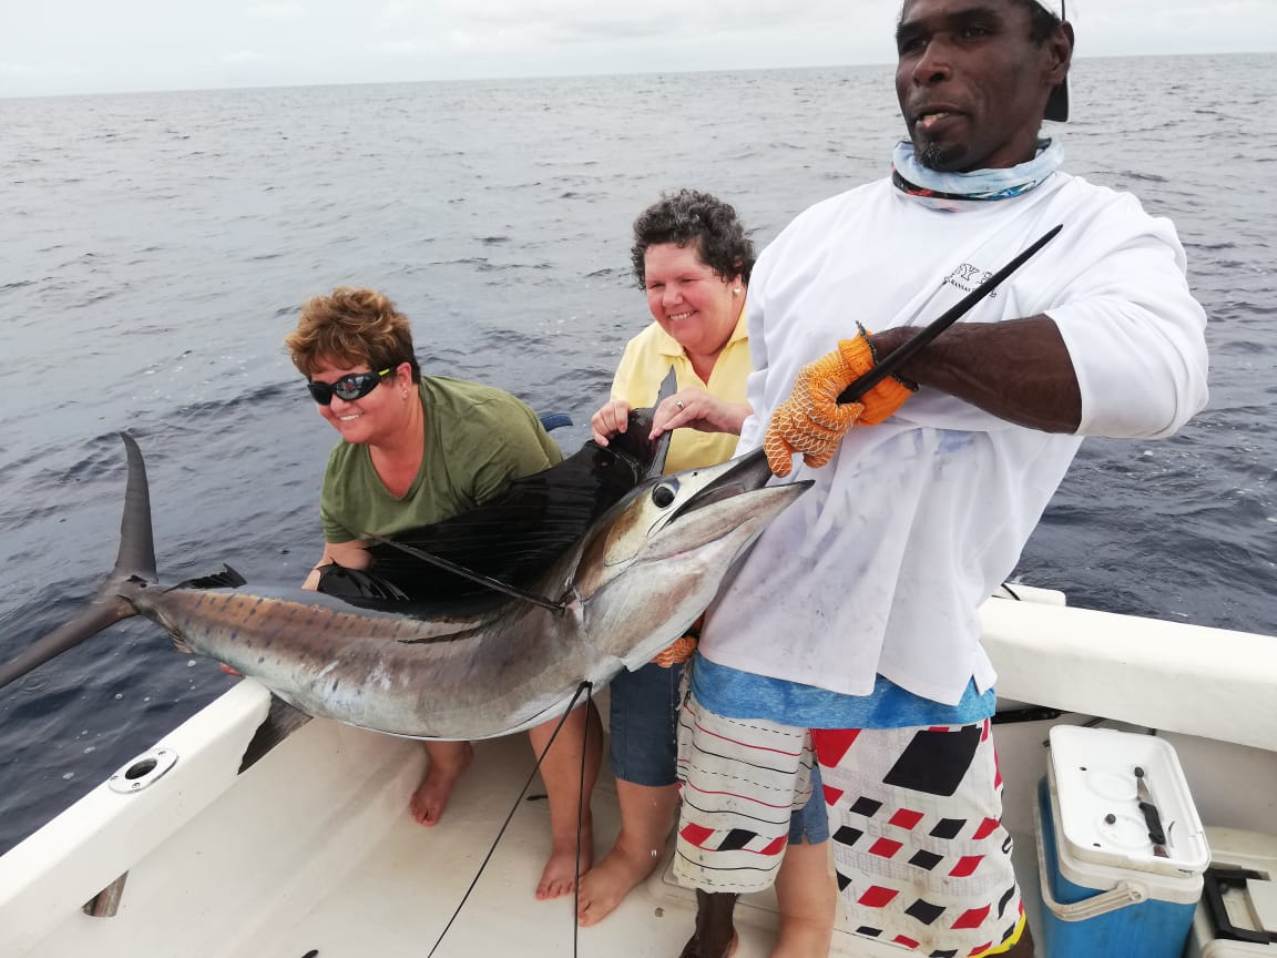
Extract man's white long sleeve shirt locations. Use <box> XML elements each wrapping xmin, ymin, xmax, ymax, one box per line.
<box><xmin>698</xmin><ymin>172</ymin><xmax>1209</xmax><ymax>705</ymax></box>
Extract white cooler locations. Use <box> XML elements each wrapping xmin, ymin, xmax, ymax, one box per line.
<box><xmin>1187</xmin><ymin>827</ymin><xmax>1277</xmax><ymax>957</ymax></box>
<box><xmin>1035</xmin><ymin>726</ymin><xmax>1211</xmax><ymax>957</ymax></box>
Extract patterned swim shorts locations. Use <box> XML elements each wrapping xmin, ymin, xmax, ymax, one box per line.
<box><xmin>674</xmin><ymin>692</ymin><xmax>1026</xmax><ymax>957</ymax></box>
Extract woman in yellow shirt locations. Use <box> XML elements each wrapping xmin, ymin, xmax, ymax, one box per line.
<box><xmin>579</xmin><ymin>190</ymin><xmax>755</xmax><ymax>925</ymax></box>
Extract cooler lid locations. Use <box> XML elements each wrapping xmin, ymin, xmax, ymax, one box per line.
<box><xmin>1049</xmin><ymin>726</ymin><xmax>1210</xmax><ymax>878</ymax></box>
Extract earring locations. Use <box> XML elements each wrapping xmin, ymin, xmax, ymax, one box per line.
<box><xmin>732</xmin><ymin>287</ymin><xmax>742</xmax><ymax>296</ymax></box>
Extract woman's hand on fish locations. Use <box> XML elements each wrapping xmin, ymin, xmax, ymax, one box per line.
<box><xmin>591</xmin><ymin>399</ymin><xmax>632</xmax><ymax>446</ymax></box>
<box><xmin>651</xmin><ymin>390</ymin><xmax>750</xmax><ymax>439</ymax></box>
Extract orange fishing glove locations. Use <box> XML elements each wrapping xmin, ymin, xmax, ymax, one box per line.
<box><xmin>651</xmin><ymin>634</ymin><xmax>697</xmax><ymax>668</ymax></box>
<box><xmin>651</xmin><ymin>616</ymin><xmax>702</xmax><ymax>667</ymax></box>
<box><xmin>763</xmin><ymin>328</ymin><xmax>915</xmax><ymax>477</ymax></box>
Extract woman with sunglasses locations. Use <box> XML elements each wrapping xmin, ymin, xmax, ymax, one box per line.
<box><xmin>284</xmin><ymin>286</ymin><xmax>603</xmax><ymax>902</ymax></box>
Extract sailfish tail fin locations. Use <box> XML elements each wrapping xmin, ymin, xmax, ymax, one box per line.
<box><xmin>0</xmin><ymin>433</ymin><xmax>150</xmax><ymax>691</ymax></box>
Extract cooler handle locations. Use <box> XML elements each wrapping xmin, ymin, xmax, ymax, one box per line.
<box><xmin>1203</xmin><ymin>867</ymin><xmax>1276</xmax><ymax>944</ymax></box>
<box><xmin>1034</xmin><ymin>798</ymin><xmax>1149</xmax><ymax>922</ymax></box>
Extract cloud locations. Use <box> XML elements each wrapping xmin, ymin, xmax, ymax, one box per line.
<box><xmin>375</xmin><ymin>39</ymin><xmax>428</xmax><ymax>56</ymax></box>
<box><xmin>378</xmin><ymin>0</ymin><xmax>416</xmax><ymax>21</ymax></box>
<box><xmin>2</xmin><ymin>0</ymin><xmax>1274</xmax><ymax>98</ymax></box>
<box><xmin>438</xmin><ymin>0</ymin><xmax>851</xmax><ymax>43</ymax></box>
<box><xmin>346</xmin><ymin>0</ymin><xmax>900</xmax><ymax>74</ymax></box>
<box><xmin>362</xmin><ymin>0</ymin><xmax>862</xmax><ymax>56</ymax></box>
<box><xmin>246</xmin><ymin>2</ymin><xmax>306</xmax><ymax>21</ymax></box>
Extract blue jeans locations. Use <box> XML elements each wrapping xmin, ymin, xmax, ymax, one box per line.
<box><xmin>789</xmin><ymin>763</ymin><xmax>830</xmax><ymax>845</ymax></box>
<box><xmin>609</xmin><ymin>661</ymin><xmax>684</xmax><ymax>787</ymax></box>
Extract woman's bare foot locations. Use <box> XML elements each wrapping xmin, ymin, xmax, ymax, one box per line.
<box><xmin>577</xmin><ymin>779</ymin><xmax>681</xmax><ymax>925</ymax></box>
<box><xmin>535</xmin><ymin>813</ymin><xmax>594</xmax><ymax>900</ymax></box>
<box><xmin>409</xmin><ymin>741</ymin><xmax>473</xmax><ymax>826</ymax></box>
<box><xmin>527</xmin><ymin>704</ymin><xmax>602</xmax><ymax>900</ymax></box>
<box><xmin>577</xmin><ymin>841</ymin><xmax>661</xmax><ymax>925</ymax></box>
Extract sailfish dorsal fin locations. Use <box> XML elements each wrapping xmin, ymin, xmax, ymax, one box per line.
<box><xmin>339</xmin><ymin>377</ymin><xmax>679</xmax><ymax>611</ymax></box>
<box><xmin>642</xmin><ymin>367</ymin><xmax>677</xmax><ymax>480</ymax></box>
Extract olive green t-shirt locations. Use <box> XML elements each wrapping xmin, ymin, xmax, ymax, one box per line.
<box><xmin>320</xmin><ymin>376</ymin><xmax>563</xmax><ymax>544</ymax></box>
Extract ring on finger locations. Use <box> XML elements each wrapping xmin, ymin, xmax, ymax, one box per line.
<box><xmin>675</xmin><ymin>400</ymin><xmax>685</xmax><ymax>410</ymax></box>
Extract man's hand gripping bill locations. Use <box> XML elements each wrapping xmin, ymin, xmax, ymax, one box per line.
<box><xmin>763</xmin><ymin>327</ymin><xmax>915</xmax><ymax>477</ymax></box>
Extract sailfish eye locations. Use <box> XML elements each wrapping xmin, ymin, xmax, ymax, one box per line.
<box><xmin>652</xmin><ymin>479</ymin><xmax>679</xmax><ymax>508</ymax></box>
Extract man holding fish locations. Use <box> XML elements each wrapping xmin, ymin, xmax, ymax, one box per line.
<box><xmin>671</xmin><ymin>2</ymin><xmax>1209</xmax><ymax>956</ymax></box>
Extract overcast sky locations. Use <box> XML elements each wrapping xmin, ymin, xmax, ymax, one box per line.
<box><xmin>2</xmin><ymin>0</ymin><xmax>1275</xmax><ymax>98</ymax></box>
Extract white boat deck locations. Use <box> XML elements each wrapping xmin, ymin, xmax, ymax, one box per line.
<box><xmin>234</xmin><ymin>733</ymin><xmax>1047</xmax><ymax>958</ymax></box>
<box><xmin>251</xmin><ymin>737</ymin><xmax>726</xmax><ymax>958</ymax></box>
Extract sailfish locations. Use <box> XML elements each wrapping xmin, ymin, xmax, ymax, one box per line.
<box><xmin>0</xmin><ymin>388</ymin><xmax>807</xmax><ymax>740</ymax></box>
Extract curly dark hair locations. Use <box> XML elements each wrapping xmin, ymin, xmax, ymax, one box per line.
<box><xmin>630</xmin><ymin>190</ymin><xmax>755</xmax><ymax>290</ymax></box>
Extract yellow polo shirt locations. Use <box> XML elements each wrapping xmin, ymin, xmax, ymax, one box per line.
<box><xmin>610</xmin><ymin>310</ymin><xmax>750</xmax><ymax>475</ymax></box>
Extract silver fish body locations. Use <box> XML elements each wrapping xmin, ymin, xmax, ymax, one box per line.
<box><xmin>2</xmin><ymin>436</ymin><xmax>806</xmax><ymax>741</ymax></box>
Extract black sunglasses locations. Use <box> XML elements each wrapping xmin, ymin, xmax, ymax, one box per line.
<box><xmin>307</xmin><ymin>368</ymin><xmax>392</xmax><ymax>405</ymax></box>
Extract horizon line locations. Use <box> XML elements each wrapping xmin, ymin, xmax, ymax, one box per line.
<box><xmin>2</xmin><ymin>48</ymin><xmax>1273</xmax><ymax>103</ymax></box>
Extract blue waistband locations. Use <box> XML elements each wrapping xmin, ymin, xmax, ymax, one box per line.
<box><xmin>691</xmin><ymin>653</ymin><xmax>996</xmax><ymax>730</ymax></box>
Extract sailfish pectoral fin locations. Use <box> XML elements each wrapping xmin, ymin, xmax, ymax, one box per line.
<box><xmin>0</xmin><ymin>596</ymin><xmax>136</xmax><ymax>689</ymax></box>
<box><xmin>170</xmin><ymin>564</ymin><xmax>247</xmax><ymax>591</ymax></box>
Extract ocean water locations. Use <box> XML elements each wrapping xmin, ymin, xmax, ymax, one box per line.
<box><xmin>0</xmin><ymin>55</ymin><xmax>1274</xmax><ymax>856</ymax></box>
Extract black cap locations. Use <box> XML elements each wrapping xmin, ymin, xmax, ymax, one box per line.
<box><xmin>1043</xmin><ymin>0</ymin><xmax>1070</xmax><ymax>123</ymax></box>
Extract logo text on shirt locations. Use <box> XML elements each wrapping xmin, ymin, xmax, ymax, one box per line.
<box><xmin>943</xmin><ymin>263</ymin><xmax>999</xmax><ymax>298</ymax></box>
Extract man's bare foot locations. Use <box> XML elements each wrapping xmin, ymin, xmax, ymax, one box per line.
<box><xmin>535</xmin><ymin>815</ymin><xmax>594</xmax><ymax>900</ymax></box>
<box><xmin>409</xmin><ymin>742</ymin><xmax>473</xmax><ymax>826</ymax></box>
<box><xmin>577</xmin><ymin>842</ymin><xmax>661</xmax><ymax>926</ymax></box>
<box><xmin>679</xmin><ymin>891</ymin><xmax>739</xmax><ymax>958</ymax></box>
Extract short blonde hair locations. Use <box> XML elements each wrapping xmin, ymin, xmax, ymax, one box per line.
<box><xmin>285</xmin><ymin>287</ymin><xmax>420</xmax><ymax>381</ymax></box>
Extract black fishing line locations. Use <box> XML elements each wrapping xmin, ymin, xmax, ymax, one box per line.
<box><xmin>364</xmin><ymin>532</ymin><xmax>566</xmax><ymax>613</ymax></box>
<box><xmin>427</xmin><ymin>680</ymin><xmax>594</xmax><ymax>958</ymax></box>
<box><xmin>573</xmin><ymin>681</ymin><xmax>594</xmax><ymax>957</ymax></box>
